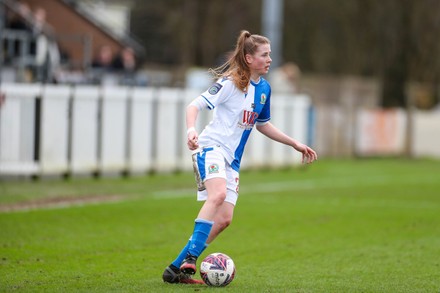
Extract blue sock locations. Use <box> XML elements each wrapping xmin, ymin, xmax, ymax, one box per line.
<box><xmin>171</xmin><ymin>236</ymin><xmax>210</xmax><ymax>268</ymax></box>
<box><xmin>187</xmin><ymin>218</ymin><xmax>214</xmax><ymax>257</ymax></box>
<box><xmin>171</xmin><ymin>237</ymin><xmax>191</xmax><ymax>268</ymax></box>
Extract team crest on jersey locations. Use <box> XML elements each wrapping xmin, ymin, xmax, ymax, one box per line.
<box><xmin>208</xmin><ymin>164</ymin><xmax>219</xmax><ymax>174</ymax></box>
<box><xmin>208</xmin><ymin>83</ymin><xmax>223</xmax><ymax>95</ymax></box>
<box><xmin>260</xmin><ymin>93</ymin><xmax>267</xmax><ymax>104</ymax></box>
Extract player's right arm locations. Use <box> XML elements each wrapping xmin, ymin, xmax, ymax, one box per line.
<box><xmin>186</xmin><ymin>104</ymin><xmax>200</xmax><ymax>151</ymax></box>
<box><xmin>186</xmin><ymin>78</ymin><xmax>231</xmax><ymax>151</ymax></box>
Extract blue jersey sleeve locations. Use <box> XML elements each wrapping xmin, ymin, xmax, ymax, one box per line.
<box><xmin>256</xmin><ymin>82</ymin><xmax>271</xmax><ymax>124</ymax></box>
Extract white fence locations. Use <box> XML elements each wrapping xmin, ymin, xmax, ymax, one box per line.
<box><xmin>0</xmin><ymin>83</ymin><xmax>312</xmax><ymax>177</ymax></box>
<box><xmin>354</xmin><ymin>108</ymin><xmax>440</xmax><ymax>157</ymax></box>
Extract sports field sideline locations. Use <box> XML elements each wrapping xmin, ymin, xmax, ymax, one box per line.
<box><xmin>1</xmin><ymin>158</ymin><xmax>439</xmax><ymax>292</ymax></box>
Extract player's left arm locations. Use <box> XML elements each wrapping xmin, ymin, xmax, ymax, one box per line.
<box><xmin>256</xmin><ymin>122</ymin><xmax>318</xmax><ymax>164</ymax></box>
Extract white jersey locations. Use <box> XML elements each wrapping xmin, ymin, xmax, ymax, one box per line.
<box><xmin>197</xmin><ymin>77</ymin><xmax>271</xmax><ymax>171</ymax></box>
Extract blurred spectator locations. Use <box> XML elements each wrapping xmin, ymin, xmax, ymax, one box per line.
<box><xmin>112</xmin><ymin>47</ymin><xmax>136</xmax><ymax>72</ymax></box>
<box><xmin>92</xmin><ymin>45</ymin><xmax>114</xmax><ymax>70</ymax></box>
<box><xmin>90</xmin><ymin>45</ymin><xmax>117</xmax><ymax>85</ymax></box>
<box><xmin>31</xmin><ymin>7</ymin><xmax>61</xmax><ymax>83</ymax></box>
<box><xmin>112</xmin><ymin>47</ymin><xmax>138</xmax><ymax>85</ymax></box>
<box><xmin>90</xmin><ymin>46</ymin><xmax>146</xmax><ymax>86</ymax></box>
<box><xmin>32</xmin><ymin>7</ymin><xmax>46</xmax><ymax>31</ymax></box>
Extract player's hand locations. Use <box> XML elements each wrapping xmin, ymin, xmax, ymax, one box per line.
<box><xmin>302</xmin><ymin>146</ymin><xmax>317</xmax><ymax>164</ymax></box>
<box><xmin>187</xmin><ymin>129</ymin><xmax>199</xmax><ymax>151</ymax></box>
<box><xmin>294</xmin><ymin>143</ymin><xmax>318</xmax><ymax>164</ymax></box>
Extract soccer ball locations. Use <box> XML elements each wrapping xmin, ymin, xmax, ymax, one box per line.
<box><xmin>200</xmin><ymin>252</ymin><xmax>235</xmax><ymax>287</ymax></box>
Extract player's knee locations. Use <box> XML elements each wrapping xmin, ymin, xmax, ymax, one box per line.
<box><xmin>208</xmin><ymin>190</ymin><xmax>227</xmax><ymax>206</ymax></box>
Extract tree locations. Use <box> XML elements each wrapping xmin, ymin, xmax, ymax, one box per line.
<box><xmin>130</xmin><ymin>0</ymin><xmax>440</xmax><ymax>107</ymax></box>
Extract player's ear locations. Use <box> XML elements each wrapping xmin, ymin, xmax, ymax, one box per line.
<box><xmin>245</xmin><ymin>53</ymin><xmax>253</xmax><ymax>64</ymax></box>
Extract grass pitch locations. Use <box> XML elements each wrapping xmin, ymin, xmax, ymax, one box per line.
<box><xmin>1</xmin><ymin>159</ymin><xmax>439</xmax><ymax>292</ymax></box>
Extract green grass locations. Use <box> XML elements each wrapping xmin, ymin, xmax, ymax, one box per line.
<box><xmin>1</xmin><ymin>159</ymin><xmax>440</xmax><ymax>292</ymax></box>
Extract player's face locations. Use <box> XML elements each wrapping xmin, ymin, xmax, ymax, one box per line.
<box><xmin>246</xmin><ymin>44</ymin><xmax>272</xmax><ymax>78</ymax></box>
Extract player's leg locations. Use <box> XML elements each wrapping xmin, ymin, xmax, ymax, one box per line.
<box><xmin>178</xmin><ymin>148</ymin><xmax>228</xmax><ymax>275</ymax></box>
<box><xmin>181</xmin><ymin>159</ymin><xmax>239</xmax><ymax>274</ymax></box>
<box><xmin>206</xmin><ymin>200</ymin><xmax>235</xmax><ymax>244</ymax></box>
<box><xmin>180</xmin><ymin>177</ymin><xmax>226</xmax><ymax>274</ymax></box>
<box><xmin>163</xmin><ymin>148</ymin><xmax>226</xmax><ymax>284</ymax></box>
<box><xmin>196</xmin><ymin>177</ymin><xmax>227</xmax><ymax>220</ymax></box>
<box><xmin>163</xmin><ymin>200</ymin><xmax>235</xmax><ymax>284</ymax></box>
<box><xmin>207</xmin><ymin>162</ymin><xmax>239</xmax><ymax>243</ymax></box>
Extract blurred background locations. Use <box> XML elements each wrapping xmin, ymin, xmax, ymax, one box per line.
<box><xmin>1</xmin><ymin>0</ymin><xmax>439</xmax><ymax>178</ymax></box>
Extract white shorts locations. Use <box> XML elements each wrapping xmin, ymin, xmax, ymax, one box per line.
<box><xmin>192</xmin><ymin>146</ymin><xmax>239</xmax><ymax>205</ymax></box>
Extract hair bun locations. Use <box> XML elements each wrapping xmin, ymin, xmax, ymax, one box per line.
<box><xmin>241</xmin><ymin>30</ymin><xmax>251</xmax><ymax>38</ymax></box>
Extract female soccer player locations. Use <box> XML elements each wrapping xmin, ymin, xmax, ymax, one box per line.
<box><xmin>162</xmin><ymin>30</ymin><xmax>317</xmax><ymax>284</ymax></box>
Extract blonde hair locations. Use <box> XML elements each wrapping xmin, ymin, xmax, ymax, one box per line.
<box><xmin>211</xmin><ymin>30</ymin><xmax>270</xmax><ymax>92</ymax></box>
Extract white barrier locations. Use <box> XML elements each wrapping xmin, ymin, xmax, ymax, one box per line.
<box><xmin>40</xmin><ymin>85</ymin><xmax>71</xmax><ymax>174</ymax></box>
<box><xmin>100</xmin><ymin>86</ymin><xmax>130</xmax><ymax>172</ymax></box>
<box><xmin>0</xmin><ymin>83</ymin><xmax>41</xmax><ymax>175</ymax></box>
<box><xmin>0</xmin><ymin>83</ymin><xmax>312</xmax><ymax>177</ymax></box>
<box><xmin>355</xmin><ymin>109</ymin><xmax>407</xmax><ymax>156</ymax></box>
<box><xmin>70</xmin><ymin>86</ymin><xmax>100</xmax><ymax>174</ymax></box>
<box><xmin>155</xmin><ymin>88</ymin><xmax>181</xmax><ymax>172</ymax></box>
<box><xmin>413</xmin><ymin>111</ymin><xmax>440</xmax><ymax>158</ymax></box>
<box><xmin>128</xmin><ymin>87</ymin><xmax>155</xmax><ymax>173</ymax></box>
<box><xmin>354</xmin><ymin>108</ymin><xmax>440</xmax><ymax>158</ymax></box>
